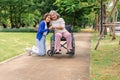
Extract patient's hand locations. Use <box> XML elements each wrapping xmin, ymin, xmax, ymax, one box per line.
<box><xmin>49</xmin><ymin>26</ymin><xmax>53</xmax><ymax>30</ymax></box>
<box><xmin>55</xmin><ymin>26</ymin><xmax>63</xmax><ymax>30</ymax></box>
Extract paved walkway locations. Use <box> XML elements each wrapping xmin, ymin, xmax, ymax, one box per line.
<box><xmin>0</xmin><ymin>33</ymin><xmax>92</xmax><ymax>80</ymax></box>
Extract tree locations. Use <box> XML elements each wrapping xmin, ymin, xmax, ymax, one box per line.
<box><xmin>0</xmin><ymin>0</ymin><xmax>42</xmax><ymax>28</ymax></box>
<box><xmin>1</xmin><ymin>0</ymin><xmax>119</xmax><ymax>30</ymax></box>
<box><xmin>117</xmin><ymin>1</ymin><xmax>120</xmax><ymax>21</ymax></box>
<box><xmin>54</xmin><ymin>0</ymin><xmax>98</xmax><ymax>27</ymax></box>
<box><xmin>0</xmin><ymin>0</ymin><xmax>58</xmax><ymax>28</ymax></box>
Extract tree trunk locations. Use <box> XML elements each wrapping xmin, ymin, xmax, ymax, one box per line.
<box><xmin>72</xmin><ymin>12</ymin><xmax>76</xmax><ymax>27</ymax></box>
<box><xmin>103</xmin><ymin>4</ymin><xmax>107</xmax><ymax>35</ymax></box>
<box><xmin>94</xmin><ymin>14</ymin><xmax>100</xmax><ymax>32</ymax></box>
<box><xmin>95</xmin><ymin>0</ymin><xmax>119</xmax><ymax>50</ymax></box>
<box><xmin>105</xmin><ymin>0</ymin><xmax>119</xmax><ymax>39</ymax></box>
<box><xmin>10</xmin><ymin>5</ymin><xmax>14</xmax><ymax>28</ymax></box>
<box><xmin>95</xmin><ymin>26</ymin><xmax>105</xmax><ymax>50</ymax></box>
<box><xmin>111</xmin><ymin>0</ymin><xmax>118</xmax><ymax>40</ymax></box>
<box><xmin>105</xmin><ymin>0</ymin><xmax>119</xmax><ymax>22</ymax></box>
<box><xmin>2</xmin><ymin>23</ymin><xmax>7</xmax><ymax>28</ymax></box>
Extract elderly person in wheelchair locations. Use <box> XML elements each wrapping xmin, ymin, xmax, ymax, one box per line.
<box><xmin>48</xmin><ymin>10</ymin><xmax>75</xmax><ymax>56</ymax></box>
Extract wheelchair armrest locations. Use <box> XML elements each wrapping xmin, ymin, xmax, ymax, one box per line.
<box><xmin>65</xmin><ymin>25</ymin><xmax>72</xmax><ymax>33</ymax></box>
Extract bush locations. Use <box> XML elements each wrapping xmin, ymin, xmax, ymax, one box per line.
<box><xmin>72</xmin><ymin>26</ymin><xmax>81</xmax><ymax>32</ymax></box>
<box><xmin>0</xmin><ymin>28</ymin><xmax>35</xmax><ymax>32</ymax></box>
<box><xmin>0</xmin><ymin>26</ymin><xmax>81</xmax><ymax>32</ymax></box>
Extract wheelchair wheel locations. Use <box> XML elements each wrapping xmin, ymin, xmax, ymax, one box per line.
<box><xmin>47</xmin><ymin>50</ymin><xmax>54</xmax><ymax>56</ymax></box>
<box><xmin>72</xmin><ymin>45</ymin><xmax>75</xmax><ymax>56</ymax></box>
<box><xmin>71</xmin><ymin>34</ymin><xmax>75</xmax><ymax>56</ymax></box>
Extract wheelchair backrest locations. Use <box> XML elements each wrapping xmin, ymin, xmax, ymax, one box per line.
<box><xmin>65</xmin><ymin>25</ymin><xmax>72</xmax><ymax>33</ymax></box>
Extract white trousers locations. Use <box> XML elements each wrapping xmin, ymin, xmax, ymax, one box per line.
<box><xmin>32</xmin><ymin>36</ymin><xmax>46</xmax><ymax>55</ymax></box>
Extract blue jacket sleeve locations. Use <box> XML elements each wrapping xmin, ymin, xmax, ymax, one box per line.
<box><xmin>37</xmin><ymin>21</ymin><xmax>50</xmax><ymax>34</ymax></box>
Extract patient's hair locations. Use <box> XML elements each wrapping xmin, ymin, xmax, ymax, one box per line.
<box><xmin>49</xmin><ymin>10</ymin><xmax>60</xmax><ymax>19</ymax></box>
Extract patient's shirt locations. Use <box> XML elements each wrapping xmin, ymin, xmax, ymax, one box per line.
<box><xmin>51</xmin><ymin>18</ymin><xmax>67</xmax><ymax>33</ymax></box>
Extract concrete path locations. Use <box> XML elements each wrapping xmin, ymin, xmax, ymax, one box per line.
<box><xmin>0</xmin><ymin>33</ymin><xmax>92</xmax><ymax>80</ymax></box>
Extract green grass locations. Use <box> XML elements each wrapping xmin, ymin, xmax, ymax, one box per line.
<box><xmin>0</xmin><ymin>32</ymin><xmax>52</xmax><ymax>62</ymax></box>
<box><xmin>91</xmin><ymin>33</ymin><xmax>120</xmax><ymax>80</ymax></box>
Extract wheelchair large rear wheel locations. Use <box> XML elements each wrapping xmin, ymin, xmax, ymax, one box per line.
<box><xmin>71</xmin><ymin>35</ymin><xmax>75</xmax><ymax>56</ymax></box>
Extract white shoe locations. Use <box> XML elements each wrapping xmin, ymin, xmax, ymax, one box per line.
<box><xmin>26</xmin><ymin>48</ymin><xmax>32</xmax><ymax>56</ymax></box>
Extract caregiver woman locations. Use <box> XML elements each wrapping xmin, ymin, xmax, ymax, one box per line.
<box><xmin>26</xmin><ymin>13</ymin><xmax>52</xmax><ymax>56</ymax></box>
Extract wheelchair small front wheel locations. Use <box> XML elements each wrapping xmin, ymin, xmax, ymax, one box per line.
<box><xmin>69</xmin><ymin>49</ymin><xmax>75</xmax><ymax>57</ymax></box>
<box><xmin>69</xmin><ymin>52</ymin><xmax>74</xmax><ymax>57</ymax></box>
<box><xmin>47</xmin><ymin>50</ymin><xmax>54</xmax><ymax>56</ymax></box>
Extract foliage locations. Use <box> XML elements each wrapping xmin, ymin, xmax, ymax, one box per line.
<box><xmin>117</xmin><ymin>1</ymin><xmax>120</xmax><ymax>21</ymax></box>
<box><xmin>0</xmin><ymin>0</ymin><xmax>98</xmax><ymax>29</ymax></box>
<box><xmin>54</xmin><ymin>0</ymin><xmax>97</xmax><ymax>26</ymax></box>
<box><xmin>0</xmin><ymin>28</ymin><xmax>35</xmax><ymax>32</ymax></box>
<box><xmin>0</xmin><ymin>0</ymin><xmax>42</xmax><ymax>28</ymax></box>
<box><xmin>0</xmin><ymin>0</ymin><xmax>120</xmax><ymax>29</ymax></box>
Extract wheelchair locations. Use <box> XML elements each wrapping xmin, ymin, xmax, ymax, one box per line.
<box><xmin>47</xmin><ymin>25</ymin><xmax>75</xmax><ymax>57</ymax></box>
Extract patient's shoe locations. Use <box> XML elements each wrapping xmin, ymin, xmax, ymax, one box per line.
<box><xmin>66</xmin><ymin>49</ymin><xmax>73</xmax><ymax>54</ymax></box>
<box><xmin>26</xmin><ymin>48</ymin><xmax>32</xmax><ymax>56</ymax></box>
<box><xmin>55</xmin><ymin>49</ymin><xmax>61</xmax><ymax>54</ymax></box>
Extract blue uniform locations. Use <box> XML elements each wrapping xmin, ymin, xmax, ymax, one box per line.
<box><xmin>34</xmin><ymin>20</ymin><xmax>49</xmax><ymax>55</ymax></box>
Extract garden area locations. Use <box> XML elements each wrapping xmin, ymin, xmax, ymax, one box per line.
<box><xmin>91</xmin><ymin>32</ymin><xmax>120</xmax><ymax>80</ymax></box>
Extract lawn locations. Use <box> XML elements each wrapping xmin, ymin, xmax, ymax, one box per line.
<box><xmin>90</xmin><ymin>33</ymin><xmax>120</xmax><ymax>80</ymax></box>
<box><xmin>0</xmin><ymin>32</ymin><xmax>51</xmax><ymax>62</ymax></box>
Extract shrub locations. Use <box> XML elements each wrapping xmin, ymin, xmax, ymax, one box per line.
<box><xmin>0</xmin><ymin>28</ymin><xmax>35</xmax><ymax>32</ymax></box>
